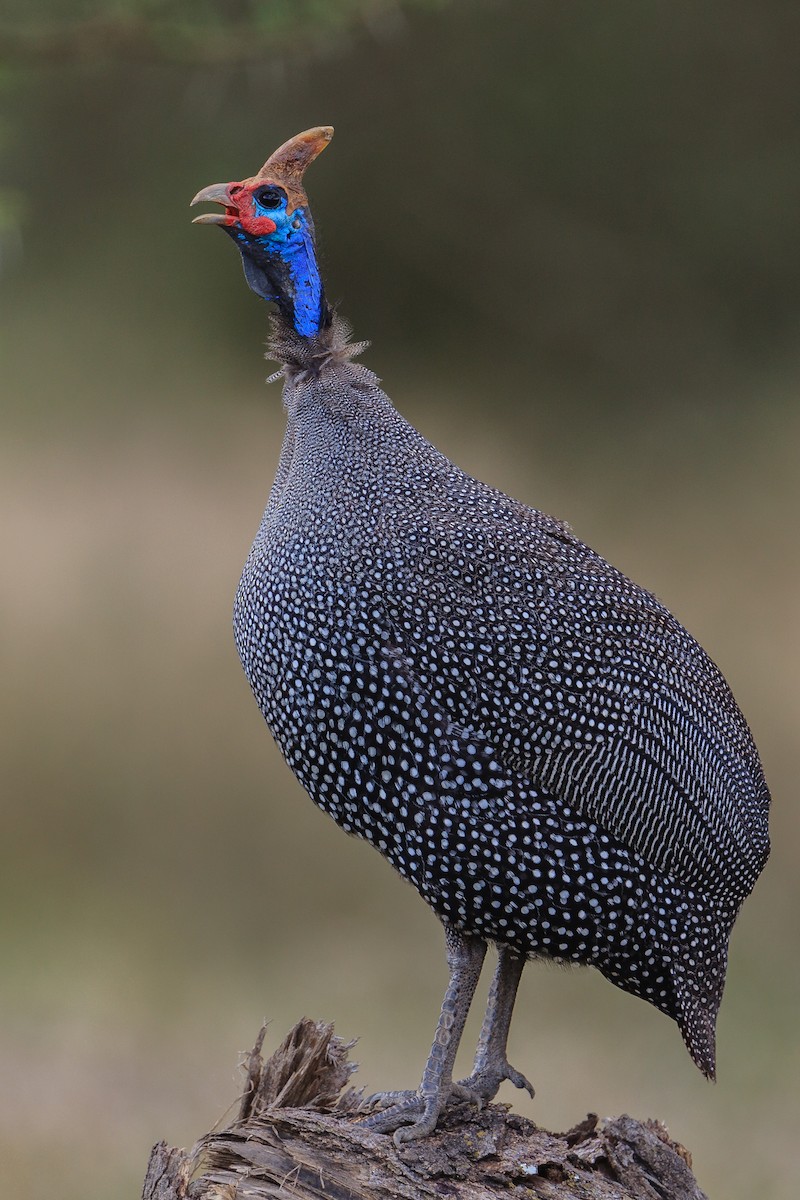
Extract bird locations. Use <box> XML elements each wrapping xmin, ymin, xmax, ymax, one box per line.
<box><xmin>190</xmin><ymin>127</ymin><xmax>770</xmax><ymax>1144</ymax></box>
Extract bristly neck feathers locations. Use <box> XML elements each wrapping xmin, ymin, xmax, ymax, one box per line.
<box><xmin>267</xmin><ymin>313</ymin><xmax>374</xmax><ymax>384</ymax></box>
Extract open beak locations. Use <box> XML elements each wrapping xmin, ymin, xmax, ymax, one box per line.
<box><xmin>190</xmin><ymin>182</ymin><xmax>237</xmax><ymax>225</ymax></box>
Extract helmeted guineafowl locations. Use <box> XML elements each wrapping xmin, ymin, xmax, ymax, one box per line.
<box><xmin>191</xmin><ymin>127</ymin><xmax>770</xmax><ymax>1143</ymax></box>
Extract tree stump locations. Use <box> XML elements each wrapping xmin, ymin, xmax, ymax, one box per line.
<box><xmin>142</xmin><ymin>1018</ymin><xmax>708</xmax><ymax>1200</ymax></box>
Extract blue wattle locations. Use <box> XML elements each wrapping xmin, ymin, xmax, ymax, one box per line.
<box><xmin>231</xmin><ymin>206</ymin><xmax>327</xmax><ymax>338</ymax></box>
<box><xmin>281</xmin><ymin>217</ymin><xmax>324</xmax><ymax>338</ymax></box>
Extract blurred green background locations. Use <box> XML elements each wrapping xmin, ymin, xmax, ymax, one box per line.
<box><xmin>1</xmin><ymin>2</ymin><xmax>798</xmax><ymax>1197</ymax></box>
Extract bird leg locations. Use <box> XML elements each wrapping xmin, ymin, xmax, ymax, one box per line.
<box><xmin>455</xmin><ymin>944</ymin><xmax>534</xmax><ymax>1102</ymax></box>
<box><xmin>361</xmin><ymin>928</ymin><xmax>487</xmax><ymax>1144</ymax></box>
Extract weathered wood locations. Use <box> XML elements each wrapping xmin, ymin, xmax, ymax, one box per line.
<box><xmin>142</xmin><ymin>1019</ymin><xmax>708</xmax><ymax>1200</ymax></box>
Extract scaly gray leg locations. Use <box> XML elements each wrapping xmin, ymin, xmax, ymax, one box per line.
<box><xmin>361</xmin><ymin>928</ymin><xmax>487</xmax><ymax>1144</ymax></box>
<box><xmin>456</xmin><ymin>944</ymin><xmax>534</xmax><ymax>1103</ymax></box>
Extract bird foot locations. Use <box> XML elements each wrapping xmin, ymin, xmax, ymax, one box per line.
<box><xmin>360</xmin><ymin>1082</ymin><xmax>485</xmax><ymax>1144</ymax></box>
<box><xmin>360</xmin><ymin>1090</ymin><xmax>444</xmax><ymax>1143</ymax></box>
<box><xmin>360</xmin><ymin>1057</ymin><xmax>534</xmax><ymax>1143</ymax></box>
<box><xmin>455</xmin><ymin>1058</ymin><xmax>535</xmax><ymax>1103</ymax></box>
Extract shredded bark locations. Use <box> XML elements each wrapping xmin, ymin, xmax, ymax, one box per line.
<box><xmin>142</xmin><ymin>1019</ymin><xmax>708</xmax><ymax>1200</ymax></box>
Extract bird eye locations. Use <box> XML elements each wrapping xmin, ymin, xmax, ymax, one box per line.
<box><xmin>254</xmin><ymin>185</ymin><xmax>286</xmax><ymax>210</ymax></box>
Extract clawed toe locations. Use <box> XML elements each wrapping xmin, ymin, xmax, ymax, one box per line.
<box><xmin>393</xmin><ymin>1103</ymin><xmax>441</xmax><ymax>1144</ymax></box>
<box><xmin>360</xmin><ymin>1088</ymin><xmax>418</xmax><ymax>1113</ymax></box>
<box><xmin>360</xmin><ymin>1079</ymin><xmax>484</xmax><ymax>1142</ymax></box>
<box><xmin>360</xmin><ymin>1093</ymin><xmax>441</xmax><ymax>1143</ymax></box>
<box><xmin>456</xmin><ymin>1060</ymin><xmax>535</xmax><ymax>1103</ymax></box>
<box><xmin>449</xmin><ymin>1079</ymin><xmax>488</xmax><ymax>1109</ymax></box>
<box><xmin>505</xmin><ymin>1064</ymin><xmax>536</xmax><ymax>1098</ymax></box>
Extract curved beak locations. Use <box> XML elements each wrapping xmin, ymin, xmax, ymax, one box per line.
<box><xmin>190</xmin><ymin>182</ymin><xmax>236</xmax><ymax>225</ymax></box>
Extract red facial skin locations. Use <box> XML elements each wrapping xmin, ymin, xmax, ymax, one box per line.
<box><xmin>221</xmin><ymin>184</ymin><xmax>278</xmax><ymax>236</ymax></box>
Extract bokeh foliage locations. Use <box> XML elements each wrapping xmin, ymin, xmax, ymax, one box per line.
<box><xmin>0</xmin><ymin>0</ymin><xmax>450</xmax><ymax>64</ymax></box>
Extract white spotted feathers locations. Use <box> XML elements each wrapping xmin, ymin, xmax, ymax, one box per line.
<box><xmin>234</xmin><ymin>318</ymin><xmax>770</xmax><ymax>1079</ymax></box>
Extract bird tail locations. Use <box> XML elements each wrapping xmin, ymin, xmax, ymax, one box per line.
<box><xmin>670</xmin><ymin>933</ymin><xmax>730</xmax><ymax>1081</ymax></box>
<box><xmin>674</xmin><ymin>987</ymin><xmax>719</xmax><ymax>1080</ymax></box>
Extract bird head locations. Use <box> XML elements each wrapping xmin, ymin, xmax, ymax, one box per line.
<box><xmin>191</xmin><ymin>126</ymin><xmax>333</xmax><ymax>337</ymax></box>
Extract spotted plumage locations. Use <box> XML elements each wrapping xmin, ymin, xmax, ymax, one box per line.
<box><xmin>192</xmin><ymin>128</ymin><xmax>770</xmax><ymax>1142</ymax></box>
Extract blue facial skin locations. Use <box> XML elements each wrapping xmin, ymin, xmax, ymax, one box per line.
<box><xmin>227</xmin><ymin>189</ymin><xmax>327</xmax><ymax>338</ymax></box>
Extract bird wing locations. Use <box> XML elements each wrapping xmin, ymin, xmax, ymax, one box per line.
<box><xmin>381</xmin><ymin>495</ymin><xmax>770</xmax><ymax>900</ymax></box>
